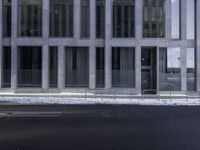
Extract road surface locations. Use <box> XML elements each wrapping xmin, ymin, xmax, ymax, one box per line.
<box><xmin>0</xmin><ymin>105</ymin><xmax>199</xmax><ymax>150</ymax></box>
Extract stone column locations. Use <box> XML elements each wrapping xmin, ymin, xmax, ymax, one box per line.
<box><xmin>135</xmin><ymin>0</ymin><xmax>142</xmax><ymax>94</ymax></box>
<box><xmin>58</xmin><ymin>45</ymin><xmax>65</xmax><ymax>90</ymax></box>
<box><xmin>89</xmin><ymin>0</ymin><xmax>96</xmax><ymax>89</ymax></box>
<box><xmin>11</xmin><ymin>0</ymin><xmax>18</xmax><ymax>90</ymax></box>
<box><xmin>105</xmin><ymin>0</ymin><xmax>112</xmax><ymax>89</ymax></box>
<box><xmin>196</xmin><ymin>0</ymin><xmax>200</xmax><ymax>91</ymax></box>
<box><xmin>42</xmin><ymin>45</ymin><xmax>49</xmax><ymax>90</ymax></box>
<box><xmin>0</xmin><ymin>0</ymin><xmax>3</xmax><ymax>88</ymax></box>
<box><xmin>181</xmin><ymin>47</ymin><xmax>187</xmax><ymax>91</ymax></box>
<box><xmin>42</xmin><ymin>0</ymin><xmax>49</xmax><ymax>90</ymax></box>
<box><xmin>181</xmin><ymin>0</ymin><xmax>187</xmax><ymax>91</ymax></box>
<box><xmin>74</xmin><ymin>0</ymin><xmax>80</xmax><ymax>39</ymax></box>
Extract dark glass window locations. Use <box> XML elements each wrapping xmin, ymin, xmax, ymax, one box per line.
<box><xmin>143</xmin><ymin>0</ymin><xmax>165</xmax><ymax>38</ymax></box>
<box><xmin>18</xmin><ymin>47</ymin><xmax>42</xmax><ymax>87</ymax></box>
<box><xmin>18</xmin><ymin>0</ymin><xmax>42</xmax><ymax>37</ymax></box>
<box><xmin>112</xmin><ymin>47</ymin><xmax>135</xmax><ymax>87</ymax></box>
<box><xmin>96</xmin><ymin>48</ymin><xmax>105</xmax><ymax>87</ymax></box>
<box><xmin>3</xmin><ymin>0</ymin><xmax>11</xmax><ymax>37</ymax></box>
<box><xmin>49</xmin><ymin>47</ymin><xmax>58</xmax><ymax>88</ymax></box>
<box><xmin>50</xmin><ymin>0</ymin><xmax>73</xmax><ymax>37</ymax></box>
<box><xmin>81</xmin><ymin>0</ymin><xmax>90</xmax><ymax>38</ymax></box>
<box><xmin>113</xmin><ymin>0</ymin><xmax>135</xmax><ymax>38</ymax></box>
<box><xmin>65</xmin><ymin>47</ymin><xmax>89</xmax><ymax>87</ymax></box>
<box><xmin>96</xmin><ymin>0</ymin><xmax>105</xmax><ymax>38</ymax></box>
<box><xmin>2</xmin><ymin>47</ymin><xmax>11</xmax><ymax>88</ymax></box>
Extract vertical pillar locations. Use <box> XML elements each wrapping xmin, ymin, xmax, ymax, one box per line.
<box><xmin>89</xmin><ymin>0</ymin><xmax>96</xmax><ymax>89</ymax></box>
<box><xmin>135</xmin><ymin>46</ymin><xmax>141</xmax><ymax>94</ymax></box>
<box><xmin>0</xmin><ymin>0</ymin><xmax>3</xmax><ymax>88</ymax></box>
<box><xmin>42</xmin><ymin>45</ymin><xmax>49</xmax><ymax>90</ymax></box>
<box><xmin>74</xmin><ymin>0</ymin><xmax>80</xmax><ymax>39</ymax></box>
<box><xmin>42</xmin><ymin>0</ymin><xmax>49</xmax><ymax>90</ymax></box>
<box><xmin>181</xmin><ymin>47</ymin><xmax>187</xmax><ymax>91</ymax></box>
<box><xmin>181</xmin><ymin>0</ymin><xmax>187</xmax><ymax>91</ymax></box>
<box><xmin>135</xmin><ymin>0</ymin><xmax>142</xmax><ymax>94</ymax></box>
<box><xmin>166</xmin><ymin>0</ymin><xmax>171</xmax><ymax>40</ymax></box>
<box><xmin>58</xmin><ymin>45</ymin><xmax>65</xmax><ymax>90</ymax></box>
<box><xmin>105</xmin><ymin>0</ymin><xmax>112</xmax><ymax>89</ymax></box>
<box><xmin>196</xmin><ymin>0</ymin><xmax>200</xmax><ymax>91</ymax></box>
<box><xmin>11</xmin><ymin>0</ymin><xmax>18</xmax><ymax>90</ymax></box>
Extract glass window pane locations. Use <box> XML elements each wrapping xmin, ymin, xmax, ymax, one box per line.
<box><xmin>113</xmin><ymin>0</ymin><xmax>135</xmax><ymax>38</ymax></box>
<box><xmin>50</xmin><ymin>0</ymin><xmax>73</xmax><ymax>37</ymax></box>
<box><xmin>186</xmin><ymin>0</ymin><xmax>195</xmax><ymax>40</ymax></box>
<box><xmin>143</xmin><ymin>0</ymin><xmax>165</xmax><ymax>38</ymax></box>
<box><xmin>49</xmin><ymin>47</ymin><xmax>58</xmax><ymax>88</ymax></box>
<box><xmin>18</xmin><ymin>0</ymin><xmax>42</xmax><ymax>37</ymax></box>
<box><xmin>2</xmin><ymin>47</ymin><xmax>11</xmax><ymax>88</ymax></box>
<box><xmin>3</xmin><ymin>0</ymin><xmax>11</xmax><ymax>37</ymax></box>
<box><xmin>65</xmin><ymin>47</ymin><xmax>89</xmax><ymax>87</ymax></box>
<box><xmin>187</xmin><ymin>48</ymin><xmax>195</xmax><ymax>91</ymax></box>
<box><xmin>18</xmin><ymin>47</ymin><xmax>42</xmax><ymax>87</ymax></box>
<box><xmin>112</xmin><ymin>47</ymin><xmax>135</xmax><ymax>87</ymax></box>
<box><xmin>96</xmin><ymin>48</ymin><xmax>105</xmax><ymax>87</ymax></box>
<box><xmin>159</xmin><ymin>47</ymin><xmax>181</xmax><ymax>91</ymax></box>
<box><xmin>81</xmin><ymin>0</ymin><xmax>90</xmax><ymax>38</ymax></box>
<box><xmin>96</xmin><ymin>0</ymin><xmax>105</xmax><ymax>38</ymax></box>
<box><xmin>171</xmin><ymin>0</ymin><xmax>180</xmax><ymax>39</ymax></box>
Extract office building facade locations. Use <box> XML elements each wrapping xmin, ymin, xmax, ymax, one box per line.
<box><xmin>0</xmin><ymin>0</ymin><xmax>199</xmax><ymax>94</ymax></box>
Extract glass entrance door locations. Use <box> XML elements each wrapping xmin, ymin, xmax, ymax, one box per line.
<box><xmin>141</xmin><ymin>47</ymin><xmax>157</xmax><ymax>94</ymax></box>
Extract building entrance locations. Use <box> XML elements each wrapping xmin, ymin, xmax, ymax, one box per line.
<box><xmin>141</xmin><ymin>47</ymin><xmax>157</xmax><ymax>94</ymax></box>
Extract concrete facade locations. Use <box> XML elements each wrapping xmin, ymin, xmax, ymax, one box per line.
<box><xmin>0</xmin><ymin>0</ymin><xmax>198</xmax><ymax>94</ymax></box>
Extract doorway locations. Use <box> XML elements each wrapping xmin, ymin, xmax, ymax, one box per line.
<box><xmin>141</xmin><ymin>47</ymin><xmax>157</xmax><ymax>94</ymax></box>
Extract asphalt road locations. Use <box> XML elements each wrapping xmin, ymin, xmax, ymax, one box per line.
<box><xmin>0</xmin><ymin>105</ymin><xmax>200</xmax><ymax>150</ymax></box>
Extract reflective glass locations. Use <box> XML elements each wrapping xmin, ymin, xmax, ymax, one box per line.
<box><xmin>171</xmin><ymin>0</ymin><xmax>180</xmax><ymax>39</ymax></box>
<box><xmin>65</xmin><ymin>47</ymin><xmax>89</xmax><ymax>87</ymax></box>
<box><xmin>159</xmin><ymin>47</ymin><xmax>181</xmax><ymax>91</ymax></box>
<box><xmin>3</xmin><ymin>0</ymin><xmax>11</xmax><ymax>37</ymax></box>
<box><xmin>81</xmin><ymin>0</ymin><xmax>90</xmax><ymax>38</ymax></box>
<box><xmin>18</xmin><ymin>0</ymin><xmax>42</xmax><ymax>37</ymax></box>
<box><xmin>186</xmin><ymin>0</ymin><xmax>195</xmax><ymax>40</ymax></box>
<box><xmin>50</xmin><ymin>0</ymin><xmax>73</xmax><ymax>37</ymax></box>
<box><xmin>113</xmin><ymin>0</ymin><xmax>135</xmax><ymax>37</ymax></box>
<box><xmin>112</xmin><ymin>47</ymin><xmax>135</xmax><ymax>87</ymax></box>
<box><xmin>143</xmin><ymin>0</ymin><xmax>165</xmax><ymax>38</ymax></box>
<box><xmin>187</xmin><ymin>48</ymin><xmax>195</xmax><ymax>91</ymax></box>
<box><xmin>96</xmin><ymin>0</ymin><xmax>105</xmax><ymax>38</ymax></box>
<box><xmin>18</xmin><ymin>47</ymin><xmax>42</xmax><ymax>87</ymax></box>
<box><xmin>49</xmin><ymin>47</ymin><xmax>58</xmax><ymax>88</ymax></box>
<box><xmin>96</xmin><ymin>48</ymin><xmax>105</xmax><ymax>87</ymax></box>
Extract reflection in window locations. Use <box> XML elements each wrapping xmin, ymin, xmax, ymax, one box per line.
<box><xmin>143</xmin><ymin>0</ymin><xmax>165</xmax><ymax>38</ymax></box>
<box><xmin>186</xmin><ymin>0</ymin><xmax>195</xmax><ymax>40</ymax></box>
<box><xmin>50</xmin><ymin>0</ymin><xmax>73</xmax><ymax>37</ymax></box>
<box><xmin>113</xmin><ymin>0</ymin><xmax>135</xmax><ymax>38</ymax></box>
<box><xmin>96</xmin><ymin>48</ymin><xmax>105</xmax><ymax>87</ymax></box>
<box><xmin>18</xmin><ymin>47</ymin><xmax>42</xmax><ymax>87</ymax></box>
<box><xmin>96</xmin><ymin>0</ymin><xmax>105</xmax><ymax>38</ymax></box>
<box><xmin>49</xmin><ymin>47</ymin><xmax>58</xmax><ymax>88</ymax></box>
<box><xmin>112</xmin><ymin>47</ymin><xmax>135</xmax><ymax>87</ymax></box>
<box><xmin>159</xmin><ymin>48</ymin><xmax>181</xmax><ymax>91</ymax></box>
<box><xmin>2</xmin><ymin>47</ymin><xmax>11</xmax><ymax>88</ymax></box>
<box><xmin>65</xmin><ymin>47</ymin><xmax>89</xmax><ymax>87</ymax></box>
<box><xmin>81</xmin><ymin>0</ymin><xmax>90</xmax><ymax>38</ymax></box>
<box><xmin>187</xmin><ymin>48</ymin><xmax>195</xmax><ymax>91</ymax></box>
<box><xmin>18</xmin><ymin>0</ymin><xmax>42</xmax><ymax>37</ymax></box>
<box><xmin>171</xmin><ymin>0</ymin><xmax>180</xmax><ymax>39</ymax></box>
<box><xmin>3</xmin><ymin>0</ymin><xmax>11</xmax><ymax>37</ymax></box>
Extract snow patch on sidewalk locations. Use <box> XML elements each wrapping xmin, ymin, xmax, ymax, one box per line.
<box><xmin>0</xmin><ymin>96</ymin><xmax>200</xmax><ymax>106</ymax></box>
